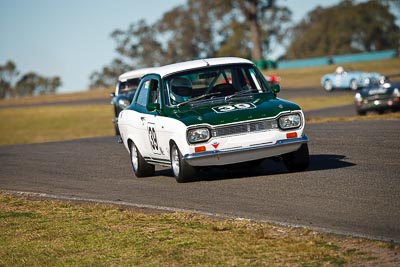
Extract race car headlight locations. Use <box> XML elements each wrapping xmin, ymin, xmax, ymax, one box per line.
<box><xmin>118</xmin><ymin>99</ymin><xmax>130</xmax><ymax>109</ymax></box>
<box><xmin>354</xmin><ymin>92</ymin><xmax>363</xmax><ymax>102</ymax></box>
<box><xmin>187</xmin><ymin>128</ymin><xmax>210</xmax><ymax>144</ymax></box>
<box><xmin>278</xmin><ymin>114</ymin><xmax>301</xmax><ymax>130</ymax></box>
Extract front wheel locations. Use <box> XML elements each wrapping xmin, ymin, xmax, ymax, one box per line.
<box><xmin>350</xmin><ymin>79</ymin><xmax>358</xmax><ymax>90</ymax></box>
<box><xmin>129</xmin><ymin>141</ymin><xmax>155</xmax><ymax>177</ymax></box>
<box><xmin>283</xmin><ymin>143</ymin><xmax>310</xmax><ymax>172</ymax></box>
<box><xmin>323</xmin><ymin>80</ymin><xmax>333</xmax><ymax>92</ymax></box>
<box><xmin>356</xmin><ymin>109</ymin><xmax>366</xmax><ymax>116</ymax></box>
<box><xmin>170</xmin><ymin>143</ymin><xmax>196</xmax><ymax>183</ymax></box>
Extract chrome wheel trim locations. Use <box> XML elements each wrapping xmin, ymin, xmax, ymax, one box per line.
<box><xmin>171</xmin><ymin>146</ymin><xmax>180</xmax><ymax>177</ymax></box>
<box><xmin>131</xmin><ymin>143</ymin><xmax>139</xmax><ymax>172</ymax></box>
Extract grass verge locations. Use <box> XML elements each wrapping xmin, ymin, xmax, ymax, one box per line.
<box><xmin>1</xmin><ymin>192</ymin><xmax>399</xmax><ymax>266</ymax></box>
<box><xmin>0</xmin><ymin>105</ymin><xmax>113</xmax><ymax>146</ymax></box>
<box><xmin>287</xmin><ymin>95</ymin><xmax>354</xmax><ymax>111</ymax></box>
<box><xmin>0</xmin><ymin>88</ymin><xmax>112</xmax><ymax>108</ymax></box>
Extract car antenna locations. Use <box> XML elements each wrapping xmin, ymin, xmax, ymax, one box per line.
<box><xmin>202</xmin><ymin>59</ymin><xmax>210</xmax><ymax>66</ymax></box>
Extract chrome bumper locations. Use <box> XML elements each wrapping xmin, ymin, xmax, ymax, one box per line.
<box><xmin>183</xmin><ymin>136</ymin><xmax>309</xmax><ymax>166</ymax></box>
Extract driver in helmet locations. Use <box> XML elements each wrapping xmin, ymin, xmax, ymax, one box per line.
<box><xmin>169</xmin><ymin>77</ymin><xmax>192</xmax><ymax>105</ymax></box>
<box><xmin>335</xmin><ymin>66</ymin><xmax>344</xmax><ymax>75</ymax></box>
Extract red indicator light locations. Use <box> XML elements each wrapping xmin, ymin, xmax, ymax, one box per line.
<box><xmin>286</xmin><ymin>132</ymin><xmax>297</xmax><ymax>139</ymax></box>
<box><xmin>195</xmin><ymin>146</ymin><xmax>206</xmax><ymax>153</ymax></box>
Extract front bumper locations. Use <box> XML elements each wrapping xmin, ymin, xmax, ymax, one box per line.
<box><xmin>183</xmin><ymin>135</ymin><xmax>309</xmax><ymax>166</ymax></box>
<box><xmin>356</xmin><ymin>98</ymin><xmax>400</xmax><ymax>113</ymax></box>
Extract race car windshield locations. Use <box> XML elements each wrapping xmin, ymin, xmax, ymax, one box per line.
<box><xmin>164</xmin><ymin>64</ymin><xmax>271</xmax><ymax>106</ymax></box>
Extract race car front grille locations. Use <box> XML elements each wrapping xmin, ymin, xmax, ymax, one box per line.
<box><xmin>211</xmin><ymin>119</ymin><xmax>279</xmax><ymax>137</ymax></box>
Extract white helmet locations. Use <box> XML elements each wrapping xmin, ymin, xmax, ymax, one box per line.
<box><xmin>170</xmin><ymin>77</ymin><xmax>192</xmax><ymax>104</ymax></box>
<box><xmin>336</xmin><ymin>66</ymin><xmax>344</xmax><ymax>74</ymax></box>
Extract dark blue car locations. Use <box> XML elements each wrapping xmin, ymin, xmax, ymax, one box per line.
<box><xmin>354</xmin><ymin>75</ymin><xmax>400</xmax><ymax>115</ymax></box>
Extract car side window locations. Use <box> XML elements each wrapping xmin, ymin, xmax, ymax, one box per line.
<box><xmin>136</xmin><ymin>80</ymin><xmax>151</xmax><ymax>107</ymax></box>
<box><xmin>149</xmin><ymin>79</ymin><xmax>159</xmax><ymax>104</ymax></box>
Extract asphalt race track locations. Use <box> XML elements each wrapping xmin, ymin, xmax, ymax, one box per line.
<box><xmin>1</xmin><ymin>120</ymin><xmax>399</xmax><ymax>242</ymax></box>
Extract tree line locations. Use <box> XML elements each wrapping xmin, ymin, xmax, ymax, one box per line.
<box><xmin>89</xmin><ymin>0</ymin><xmax>399</xmax><ymax>89</ymax></box>
<box><xmin>3</xmin><ymin>0</ymin><xmax>398</xmax><ymax>96</ymax></box>
<box><xmin>0</xmin><ymin>60</ymin><xmax>62</xmax><ymax>99</ymax></box>
<box><xmin>286</xmin><ymin>0</ymin><xmax>399</xmax><ymax>59</ymax></box>
<box><xmin>89</xmin><ymin>0</ymin><xmax>292</xmax><ymax>88</ymax></box>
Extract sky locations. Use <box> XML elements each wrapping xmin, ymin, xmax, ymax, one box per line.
<box><xmin>1</xmin><ymin>0</ymin><xmax>347</xmax><ymax>94</ymax></box>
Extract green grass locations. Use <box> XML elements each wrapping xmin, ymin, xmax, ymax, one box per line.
<box><xmin>0</xmin><ymin>88</ymin><xmax>113</xmax><ymax>107</ymax></box>
<box><xmin>288</xmin><ymin>95</ymin><xmax>354</xmax><ymax>110</ymax></box>
<box><xmin>0</xmin><ymin>105</ymin><xmax>113</xmax><ymax>146</ymax></box>
<box><xmin>1</xmin><ymin>192</ymin><xmax>399</xmax><ymax>266</ymax></box>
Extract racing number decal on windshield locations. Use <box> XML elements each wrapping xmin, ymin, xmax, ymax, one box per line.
<box><xmin>147</xmin><ymin>123</ymin><xmax>160</xmax><ymax>154</ymax></box>
<box><xmin>212</xmin><ymin>103</ymin><xmax>256</xmax><ymax>113</ymax></box>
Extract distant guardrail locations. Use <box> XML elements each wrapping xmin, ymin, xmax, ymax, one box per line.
<box><xmin>276</xmin><ymin>49</ymin><xmax>397</xmax><ymax>69</ymax></box>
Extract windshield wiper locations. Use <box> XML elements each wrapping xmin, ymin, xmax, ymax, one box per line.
<box><xmin>224</xmin><ymin>88</ymin><xmax>259</xmax><ymax>101</ymax></box>
<box><xmin>177</xmin><ymin>92</ymin><xmax>221</xmax><ymax>107</ymax></box>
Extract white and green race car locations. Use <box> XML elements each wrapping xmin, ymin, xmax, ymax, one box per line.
<box><xmin>118</xmin><ymin>57</ymin><xmax>309</xmax><ymax>182</ymax></box>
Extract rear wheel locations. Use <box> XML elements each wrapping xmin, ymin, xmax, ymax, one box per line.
<box><xmin>283</xmin><ymin>143</ymin><xmax>310</xmax><ymax>172</ymax></box>
<box><xmin>170</xmin><ymin>143</ymin><xmax>196</xmax><ymax>183</ymax></box>
<box><xmin>129</xmin><ymin>141</ymin><xmax>155</xmax><ymax>177</ymax></box>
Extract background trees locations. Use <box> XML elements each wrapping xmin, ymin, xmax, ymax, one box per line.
<box><xmin>88</xmin><ymin>0</ymin><xmax>399</xmax><ymax>89</ymax></box>
<box><xmin>0</xmin><ymin>61</ymin><xmax>19</xmax><ymax>99</ymax></box>
<box><xmin>285</xmin><ymin>1</ymin><xmax>399</xmax><ymax>59</ymax></box>
<box><xmin>0</xmin><ymin>60</ymin><xmax>62</xmax><ymax>99</ymax></box>
<box><xmin>89</xmin><ymin>0</ymin><xmax>291</xmax><ymax>88</ymax></box>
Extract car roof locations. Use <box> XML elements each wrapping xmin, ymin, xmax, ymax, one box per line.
<box><xmin>118</xmin><ymin>67</ymin><xmax>155</xmax><ymax>82</ymax></box>
<box><xmin>148</xmin><ymin>57</ymin><xmax>254</xmax><ymax>78</ymax></box>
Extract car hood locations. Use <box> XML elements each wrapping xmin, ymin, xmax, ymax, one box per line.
<box><xmin>164</xmin><ymin>94</ymin><xmax>301</xmax><ymax>127</ymax></box>
<box><xmin>359</xmin><ymin>85</ymin><xmax>396</xmax><ymax>97</ymax></box>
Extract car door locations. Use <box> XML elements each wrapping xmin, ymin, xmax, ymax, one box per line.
<box><xmin>135</xmin><ymin>75</ymin><xmax>169</xmax><ymax>163</ymax></box>
<box><xmin>334</xmin><ymin>73</ymin><xmax>344</xmax><ymax>87</ymax></box>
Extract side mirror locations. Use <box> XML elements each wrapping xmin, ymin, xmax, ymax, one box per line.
<box><xmin>146</xmin><ymin>103</ymin><xmax>160</xmax><ymax>112</ymax></box>
<box><xmin>271</xmin><ymin>84</ymin><xmax>280</xmax><ymax>95</ymax></box>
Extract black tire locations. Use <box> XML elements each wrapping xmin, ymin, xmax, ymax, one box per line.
<box><xmin>113</xmin><ymin>119</ymin><xmax>122</xmax><ymax>143</ymax></box>
<box><xmin>129</xmin><ymin>141</ymin><xmax>155</xmax><ymax>177</ymax></box>
<box><xmin>113</xmin><ymin>119</ymin><xmax>120</xmax><ymax>136</ymax></box>
<box><xmin>323</xmin><ymin>80</ymin><xmax>333</xmax><ymax>92</ymax></box>
<box><xmin>113</xmin><ymin>106</ymin><xmax>121</xmax><ymax>136</ymax></box>
<box><xmin>170</xmin><ymin>143</ymin><xmax>196</xmax><ymax>183</ymax></box>
<box><xmin>283</xmin><ymin>143</ymin><xmax>310</xmax><ymax>172</ymax></box>
<box><xmin>357</xmin><ymin>109</ymin><xmax>366</xmax><ymax>116</ymax></box>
